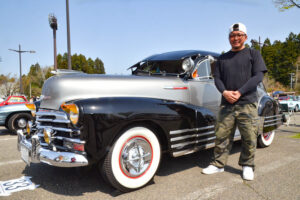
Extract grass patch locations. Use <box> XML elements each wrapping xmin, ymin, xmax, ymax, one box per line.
<box><xmin>290</xmin><ymin>133</ymin><xmax>300</xmax><ymax>139</ymax></box>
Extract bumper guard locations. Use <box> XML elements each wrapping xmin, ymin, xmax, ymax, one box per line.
<box><xmin>17</xmin><ymin>130</ymin><xmax>89</xmax><ymax>167</ymax></box>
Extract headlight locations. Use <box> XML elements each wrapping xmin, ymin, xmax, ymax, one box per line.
<box><xmin>25</xmin><ymin>103</ymin><xmax>36</xmax><ymax>117</ymax></box>
<box><xmin>61</xmin><ymin>103</ymin><xmax>79</xmax><ymax>125</ymax></box>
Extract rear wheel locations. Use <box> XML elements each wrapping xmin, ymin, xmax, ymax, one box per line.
<box><xmin>7</xmin><ymin>113</ymin><xmax>32</xmax><ymax>134</ymax></box>
<box><xmin>103</xmin><ymin>126</ymin><xmax>161</xmax><ymax>192</ymax></box>
<box><xmin>257</xmin><ymin>130</ymin><xmax>275</xmax><ymax>148</ymax></box>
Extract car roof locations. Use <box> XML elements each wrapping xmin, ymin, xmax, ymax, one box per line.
<box><xmin>141</xmin><ymin>50</ymin><xmax>220</xmax><ymax>61</ymax></box>
<box><xmin>129</xmin><ymin>50</ymin><xmax>220</xmax><ymax>69</ymax></box>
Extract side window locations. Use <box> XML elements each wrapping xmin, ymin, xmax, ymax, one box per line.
<box><xmin>8</xmin><ymin>97</ymin><xmax>25</xmax><ymax>102</ymax></box>
<box><xmin>193</xmin><ymin>59</ymin><xmax>212</xmax><ymax>80</ymax></box>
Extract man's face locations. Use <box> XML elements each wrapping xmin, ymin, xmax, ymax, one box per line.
<box><xmin>229</xmin><ymin>31</ymin><xmax>247</xmax><ymax>51</ymax></box>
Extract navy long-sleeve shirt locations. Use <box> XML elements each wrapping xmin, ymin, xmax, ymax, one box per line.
<box><xmin>214</xmin><ymin>48</ymin><xmax>267</xmax><ymax>105</ymax></box>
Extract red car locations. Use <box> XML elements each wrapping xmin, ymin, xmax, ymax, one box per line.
<box><xmin>0</xmin><ymin>96</ymin><xmax>28</xmax><ymax>107</ymax></box>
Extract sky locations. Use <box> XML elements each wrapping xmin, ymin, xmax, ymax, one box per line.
<box><xmin>0</xmin><ymin>0</ymin><xmax>299</xmax><ymax>77</ymax></box>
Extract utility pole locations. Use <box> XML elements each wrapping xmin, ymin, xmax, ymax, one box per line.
<box><xmin>8</xmin><ymin>45</ymin><xmax>35</xmax><ymax>94</ymax></box>
<box><xmin>296</xmin><ymin>63</ymin><xmax>299</xmax><ymax>90</ymax></box>
<box><xmin>66</xmin><ymin>0</ymin><xmax>72</xmax><ymax>70</ymax></box>
<box><xmin>290</xmin><ymin>73</ymin><xmax>295</xmax><ymax>90</ymax></box>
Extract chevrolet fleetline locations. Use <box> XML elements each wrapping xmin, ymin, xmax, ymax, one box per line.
<box><xmin>17</xmin><ymin>50</ymin><xmax>283</xmax><ymax>192</ymax></box>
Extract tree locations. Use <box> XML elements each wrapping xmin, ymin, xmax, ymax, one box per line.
<box><xmin>256</xmin><ymin>33</ymin><xmax>300</xmax><ymax>91</ymax></box>
<box><xmin>94</xmin><ymin>58</ymin><xmax>105</xmax><ymax>74</ymax></box>
<box><xmin>0</xmin><ymin>74</ymin><xmax>19</xmax><ymax>97</ymax></box>
<box><xmin>23</xmin><ymin>63</ymin><xmax>46</xmax><ymax>98</ymax></box>
<box><xmin>57</xmin><ymin>53</ymin><xmax>105</xmax><ymax>74</ymax></box>
<box><xmin>273</xmin><ymin>0</ymin><xmax>300</xmax><ymax>11</ymax></box>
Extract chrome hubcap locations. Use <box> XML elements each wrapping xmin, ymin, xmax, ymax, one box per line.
<box><xmin>263</xmin><ymin>131</ymin><xmax>273</xmax><ymax>140</ymax></box>
<box><xmin>120</xmin><ymin>137</ymin><xmax>152</xmax><ymax>177</ymax></box>
<box><xmin>17</xmin><ymin>118</ymin><xmax>27</xmax><ymax>128</ymax></box>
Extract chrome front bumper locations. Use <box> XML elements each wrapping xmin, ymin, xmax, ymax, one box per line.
<box><xmin>17</xmin><ymin>130</ymin><xmax>89</xmax><ymax>167</ymax></box>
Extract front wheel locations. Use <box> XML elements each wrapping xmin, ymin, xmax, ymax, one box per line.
<box><xmin>257</xmin><ymin>130</ymin><xmax>275</xmax><ymax>148</ymax></box>
<box><xmin>103</xmin><ymin>126</ymin><xmax>161</xmax><ymax>192</ymax></box>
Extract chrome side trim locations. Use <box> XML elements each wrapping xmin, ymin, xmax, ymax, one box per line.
<box><xmin>264</xmin><ymin>122</ymin><xmax>282</xmax><ymax>127</ymax></box>
<box><xmin>171</xmin><ymin>136</ymin><xmax>216</xmax><ymax>148</ymax></box>
<box><xmin>264</xmin><ymin>118</ymin><xmax>282</xmax><ymax>123</ymax></box>
<box><xmin>170</xmin><ymin>131</ymin><xmax>214</xmax><ymax>142</ymax></box>
<box><xmin>172</xmin><ymin>134</ymin><xmax>242</xmax><ymax>157</ymax></box>
<box><xmin>170</xmin><ymin>125</ymin><xmax>214</xmax><ymax>135</ymax></box>
<box><xmin>264</xmin><ymin>115</ymin><xmax>282</xmax><ymax>119</ymax></box>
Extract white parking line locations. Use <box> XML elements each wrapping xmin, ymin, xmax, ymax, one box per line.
<box><xmin>0</xmin><ymin>160</ymin><xmax>23</xmax><ymax>167</ymax></box>
<box><xmin>180</xmin><ymin>153</ymin><xmax>300</xmax><ymax>200</ymax></box>
<box><xmin>0</xmin><ymin>138</ymin><xmax>17</xmax><ymax>141</ymax></box>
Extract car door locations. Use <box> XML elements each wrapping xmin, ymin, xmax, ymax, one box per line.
<box><xmin>188</xmin><ymin>58</ymin><xmax>221</xmax><ymax>116</ymax></box>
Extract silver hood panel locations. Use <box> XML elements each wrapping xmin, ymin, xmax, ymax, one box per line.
<box><xmin>40</xmin><ymin>74</ymin><xmax>190</xmax><ymax>110</ymax></box>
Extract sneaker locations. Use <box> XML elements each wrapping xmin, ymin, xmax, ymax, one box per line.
<box><xmin>243</xmin><ymin>166</ymin><xmax>254</xmax><ymax>181</ymax></box>
<box><xmin>202</xmin><ymin>165</ymin><xmax>224</xmax><ymax>174</ymax></box>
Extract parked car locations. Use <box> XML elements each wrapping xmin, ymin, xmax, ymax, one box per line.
<box><xmin>0</xmin><ymin>95</ymin><xmax>28</xmax><ymax>107</ymax></box>
<box><xmin>17</xmin><ymin>50</ymin><xmax>283</xmax><ymax>192</ymax></box>
<box><xmin>0</xmin><ymin>103</ymin><xmax>33</xmax><ymax>133</ymax></box>
<box><xmin>278</xmin><ymin>95</ymin><xmax>300</xmax><ymax>112</ymax></box>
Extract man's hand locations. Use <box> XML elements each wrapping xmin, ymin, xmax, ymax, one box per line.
<box><xmin>232</xmin><ymin>91</ymin><xmax>241</xmax><ymax>101</ymax></box>
<box><xmin>223</xmin><ymin>90</ymin><xmax>241</xmax><ymax>104</ymax></box>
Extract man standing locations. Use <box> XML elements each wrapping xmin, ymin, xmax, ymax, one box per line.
<box><xmin>202</xmin><ymin>23</ymin><xmax>267</xmax><ymax>180</ymax></box>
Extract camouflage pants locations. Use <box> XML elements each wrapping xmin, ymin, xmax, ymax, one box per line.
<box><xmin>211</xmin><ymin>103</ymin><xmax>258</xmax><ymax>168</ymax></box>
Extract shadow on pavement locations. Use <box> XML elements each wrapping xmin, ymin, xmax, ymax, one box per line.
<box><xmin>157</xmin><ymin>141</ymin><xmax>242</xmax><ymax>176</ymax></box>
<box><xmin>0</xmin><ymin>128</ymin><xmax>14</xmax><ymax>136</ymax></box>
<box><xmin>20</xmin><ymin>141</ymin><xmax>243</xmax><ymax>196</ymax></box>
<box><xmin>22</xmin><ymin>163</ymin><xmax>116</xmax><ymax>197</ymax></box>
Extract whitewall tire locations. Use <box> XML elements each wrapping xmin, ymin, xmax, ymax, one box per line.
<box><xmin>104</xmin><ymin>126</ymin><xmax>161</xmax><ymax>192</ymax></box>
<box><xmin>257</xmin><ymin>130</ymin><xmax>275</xmax><ymax>148</ymax></box>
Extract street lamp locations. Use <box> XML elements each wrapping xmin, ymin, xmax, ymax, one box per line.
<box><xmin>8</xmin><ymin>45</ymin><xmax>35</xmax><ymax>94</ymax></box>
<box><xmin>48</xmin><ymin>13</ymin><xmax>58</xmax><ymax>70</ymax></box>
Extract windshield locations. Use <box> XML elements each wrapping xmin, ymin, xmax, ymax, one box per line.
<box><xmin>133</xmin><ymin>60</ymin><xmax>185</xmax><ymax>76</ymax></box>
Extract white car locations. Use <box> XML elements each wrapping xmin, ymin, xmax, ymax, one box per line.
<box><xmin>278</xmin><ymin>95</ymin><xmax>300</xmax><ymax>112</ymax></box>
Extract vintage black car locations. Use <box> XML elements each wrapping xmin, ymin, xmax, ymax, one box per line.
<box><xmin>17</xmin><ymin>50</ymin><xmax>283</xmax><ymax>192</ymax></box>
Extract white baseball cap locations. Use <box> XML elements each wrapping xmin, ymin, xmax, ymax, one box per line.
<box><xmin>229</xmin><ymin>23</ymin><xmax>247</xmax><ymax>34</ymax></box>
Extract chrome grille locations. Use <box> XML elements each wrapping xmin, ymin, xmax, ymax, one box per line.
<box><xmin>34</xmin><ymin>109</ymin><xmax>83</xmax><ymax>153</ymax></box>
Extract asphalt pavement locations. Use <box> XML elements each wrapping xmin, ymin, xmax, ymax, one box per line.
<box><xmin>0</xmin><ymin>113</ymin><xmax>299</xmax><ymax>200</ymax></box>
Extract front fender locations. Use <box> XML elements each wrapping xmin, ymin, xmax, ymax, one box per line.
<box><xmin>74</xmin><ymin>97</ymin><xmax>199</xmax><ymax>161</ymax></box>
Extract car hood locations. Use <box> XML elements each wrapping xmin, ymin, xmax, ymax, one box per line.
<box><xmin>0</xmin><ymin>103</ymin><xmax>29</xmax><ymax>112</ymax></box>
<box><xmin>40</xmin><ymin>73</ymin><xmax>190</xmax><ymax>110</ymax></box>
